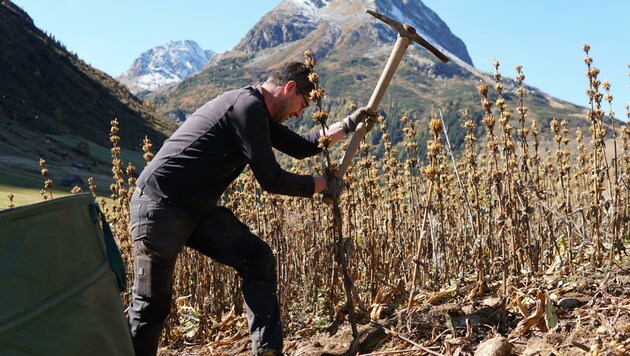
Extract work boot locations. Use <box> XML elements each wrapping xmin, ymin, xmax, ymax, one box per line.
<box><xmin>258</xmin><ymin>349</ymin><xmax>283</xmax><ymax>356</ymax></box>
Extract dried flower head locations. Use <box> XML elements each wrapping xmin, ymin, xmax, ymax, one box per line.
<box><xmin>427</xmin><ymin>139</ymin><xmax>443</xmax><ymax>157</ymax></box>
<box><xmin>481</xmin><ymin>99</ymin><xmax>493</xmax><ymax>111</ymax></box>
<box><xmin>110</xmin><ymin>119</ymin><xmax>120</xmax><ymax>135</ymax></box>
<box><xmin>312</xmin><ymin>110</ymin><xmax>329</xmax><ymax>124</ymax></box>
<box><xmin>303</xmin><ymin>50</ymin><xmax>317</xmax><ymax>69</ymax></box>
<box><xmin>429</xmin><ymin>118</ymin><xmax>443</xmax><ymax>135</ymax></box>
<box><xmin>126</xmin><ymin>163</ymin><xmax>136</xmax><ymax>177</ymax></box>
<box><xmin>482</xmin><ymin>115</ymin><xmax>495</xmax><ymax>130</ymax></box>
<box><xmin>531</xmin><ymin>119</ymin><xmax>540</xmax><ymax>136</ymax></box>
<box><xmin>424</xmin><ymin>165</ymin><xmax>437</xmax><ymax>180</ymax></box>
<box><xmin>477</xmin><ymin>82</ymin><xmax>488</xmax><ymax>96</ymax></box>
<box><xmin>487</xmin><ymin>140</ymin><xmax>499</xmax><ymax>152</ymax></box>
<box><xmin>88</xmin><ymin>177</ymin><xmax>96</xmax><ymax>197</ymax></box>
<box><xmin>144</xmin><ymin>152</ymin><xmax>154</xmax><ymax>163</ymax></box>
<box><xmin>550</xmin><ymin>118</ymin><xmax>559</xmax><ymax>134</ymax></box>
<box><xmin>584</xmin><ymin>57</ymin><xmax>593</xmax><ymax>67</ymax></box>
<box><xmin>142</xmin><ymin>136</ymin><xmax>154</xmax><ymax>164</ymax></box>
<box><xmin>496</xmin><ymin>97</ymin><xmax>505</xmax><ymax>108</ymax></box>
<box><xmin>308</xmin><ymin>72</ymin><xmax>319</xmax><ymax>84</ymax></box>
<box><xmin>309</xmin><ymin>88</ymin><xmax>325</xmax><ymax>102</ymax></box>
<box><xmin>39</xmin><ymin>158</ymin><xmax>53</xmax><ymax>199</ymax></box>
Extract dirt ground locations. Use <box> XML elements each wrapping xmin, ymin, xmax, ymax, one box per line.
<box><xmin>157</xmin><ymin>259</ymin><xmax>629</xmax><ymax>356</ymax></box>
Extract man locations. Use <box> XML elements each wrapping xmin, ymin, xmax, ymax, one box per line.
<box><xmin>127</xmin><ymin>61</ymin><xmax>376</xmax><ymax>356</ymax></box>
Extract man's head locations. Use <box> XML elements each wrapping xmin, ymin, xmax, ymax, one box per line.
<box><xmin>263</xmin><ymin>62</ymin><xmax>315</xmax><ymax>123</ymax></box>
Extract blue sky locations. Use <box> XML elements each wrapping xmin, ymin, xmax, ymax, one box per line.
<box><xmin>11</xmin><ymin>0</ymin><xmax>630</xmax><ymax>119</ymax></box>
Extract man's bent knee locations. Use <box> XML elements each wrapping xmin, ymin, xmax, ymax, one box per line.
<box><xmin>243</xmin><ymin>240</ymin><xmax>277</xmax><ymax>283</ymax></box>
<box><xmin>133</xmin><ymin>241</ymin><xmax>177</xmax><ymax>298</ymax></box>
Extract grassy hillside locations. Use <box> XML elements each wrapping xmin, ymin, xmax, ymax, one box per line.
<box><xmin>0</xmin><ymin>129</ymin><xmax>146</xmax><ymax>209</ymax></box>
<box><xmin>0</xmin><ymin>1</ymin><xmax>176</xmax><ymax>150</ymax></box>
<box><xmin>0</xmin><ymin>1</ymin><xmax>175</xmax><ymax>203</ymax></box>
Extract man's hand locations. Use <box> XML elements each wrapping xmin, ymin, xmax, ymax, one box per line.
<box><xmin>341</xmin><ymin>107</ymin><xmax>378</xmax><ymax>134</ymax></box>
<box><xmin>322</xmin><ymin>176</ymin><xmax>346</xmax><ymax>204</ymax></box>
<box><xmin>313</xmin><ymin>175</ymin><xmax>327</xmax><ymax>194</ymax></box>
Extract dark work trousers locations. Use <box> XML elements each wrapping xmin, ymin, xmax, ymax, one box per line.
<box><xmin>127</xmin><ymin>190</ymin><xmax>282</xmax><ymax>355</ymax></box>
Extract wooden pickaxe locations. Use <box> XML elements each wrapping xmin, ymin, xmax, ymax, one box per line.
<box><xmin>336</xmin><ymin>10</ymin><xmax>449</xmax><ymax>178</ymax></box>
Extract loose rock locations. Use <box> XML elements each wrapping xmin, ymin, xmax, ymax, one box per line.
<box><xmin>474</xmin><ymin>336</ymin><xmax>513</xmax><ymax>356</ymax></box>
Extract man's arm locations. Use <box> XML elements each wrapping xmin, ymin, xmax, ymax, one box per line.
<box><xmin>269</xmin><ymin>123</ymin><xmax>321</xmax><ymax>159</ymax></box>
<box><xmin>318</xmin><ymin>121</ymin><xmax>346</xmax><ymax>147</ymax></box>
<box><xmin>229</xmin><ymin>94</ymin><xmax>317</xmax><ymax>197</ymax></box>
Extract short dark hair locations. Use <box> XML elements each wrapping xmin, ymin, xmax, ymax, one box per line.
<box><xmin>268</xmin><ymin>62</ymin><xmax>315</xmax><ymax>96</ymax></box>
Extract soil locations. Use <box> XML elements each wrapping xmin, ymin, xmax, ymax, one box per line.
<box><xmin>157</xmin><ymin>259</ymin><xmax>630</xmax><ymax>356</ymax></box>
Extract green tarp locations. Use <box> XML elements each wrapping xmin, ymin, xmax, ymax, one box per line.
<box><xmin>0</xmin><ymin>193</ymin><xmax>134</xmax><ymax>355</ymax></box>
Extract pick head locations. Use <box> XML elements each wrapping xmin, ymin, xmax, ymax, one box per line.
<box><xmin>367</xmin><ymin>10</ymin><xmax>449</xmax><ymax>63</ymax></box>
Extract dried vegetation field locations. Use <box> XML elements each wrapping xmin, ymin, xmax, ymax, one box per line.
<box><xmin>23</xmin><ymin>47</ymin><xmax>630</xmax><ymax>355</ymax></box>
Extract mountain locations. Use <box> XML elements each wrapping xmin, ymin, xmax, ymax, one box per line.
<box><xmin>232</xmin><ymin>0</ymin><xmax>472</xmax><ymax>65</ymax></box>
<box><xmin>150</xmin><ymin>0</ymin><xmax>591</xmax><ymax>156</ymax></box>
<box><xmin>117</xmin><ymin>40</ymin><xmax>215</xmax><ymax>98</ymax></box>
<box><xmin>0</xmin><ymin>0</ymin><xmax>177</xmax><ymax>195</ymax></box>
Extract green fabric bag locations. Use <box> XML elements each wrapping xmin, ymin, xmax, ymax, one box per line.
<box><xmin>0</xmin><ymin>193</ymin><xmax>134</xmax><ymax>356</ymax></box>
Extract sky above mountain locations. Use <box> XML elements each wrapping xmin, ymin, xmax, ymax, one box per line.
<box><xmin>10</xmin><ymin>0</ymin><xmax>630</xmax><ymax>118</ymax></box>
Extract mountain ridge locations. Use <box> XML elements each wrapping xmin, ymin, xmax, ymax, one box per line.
<box><xmin>149</xmin><ymin>0</ymin><xmax>590</xmax><ymax>155</ymax></box>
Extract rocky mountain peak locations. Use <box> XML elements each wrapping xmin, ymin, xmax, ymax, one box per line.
<box><xmin>232</xmin><ymin>0</ymin><xmax>472</xmax><ymax>65</ymax></box>
<box><xmin>117</xmin><ymin>40</ymin><xmax>214</xmax><ymax>97</ymax></box>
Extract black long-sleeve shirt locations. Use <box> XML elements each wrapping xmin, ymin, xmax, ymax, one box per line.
<box><xmin>137</xmin><ymin>85</ymin><xmax>321</xmax><ymax>214</ymax></box>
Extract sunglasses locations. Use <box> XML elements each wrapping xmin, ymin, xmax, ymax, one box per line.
<box><xmin>295</xmin><ymin>85</ymin><xmax>310</xmax><ymax>111</ymax></box>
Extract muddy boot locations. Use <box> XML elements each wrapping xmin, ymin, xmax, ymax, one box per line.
<box><xmin>258</xmin><ymin>349</ymin><xmax>283</xmax><ymax>356</ymax></box>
